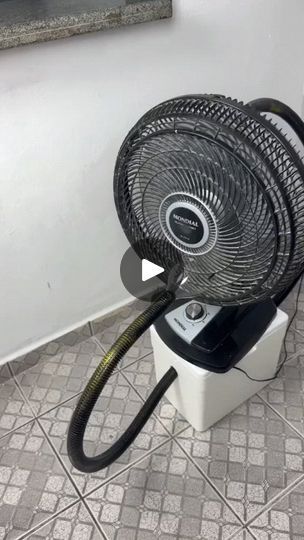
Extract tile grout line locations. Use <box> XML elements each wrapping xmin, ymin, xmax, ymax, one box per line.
<box><xmin>13</xmin><ymin>499</ymin><xmax>82</xmax><ymax>540</ymax></box>
<box><xmin>248</xmin><ymin>528</ymin><xmax>259</xmax><ymax>540</ymax></box>
<box><xmin>83</xmin><ymin>435</ymin><xmax>175</xmax><ymax>499</ymax></box>
<box><xmin>91</xmin><ymin>335</ymin><xmax>107</xmax><ymax>354</ymax></box>
<box><xmin>5</xmin><ymin>346</ymin><xmax>180</xmax><ymax>531</ymax></box>
<box><xmin>6</xmin><ymin>360</ymin><xmax>85</xmax><ymax>424</ymax></box>
<box><xmin>292</xmin><ymin>324</ymin><xmax>304</xmax><ymax>336</ymax></box>
<box><xmin>119</xmin><ymin>368</ymin><xmax>182</xmax><ymax>438</ymax></box>
<box><xmin>93</xmin><ymin>333</ymin><xmax>154</xmax><ymax>372</ymax></box>
<box><xmin>286</xmin><ymin>343</ymin><xmax>304</xmax><ymax>362</ymax></box>
<box><xmin>81</xmin><ymin>498</ymin><xmax>110</xmax><ymax>540</ymax></box>
<box><xmin>118</xmin><ymin>350</ymin><xmax>154</xmax><ymax>372</ymax></box>
<box><xmin>99</xmin><ymin>425</ymin><xmax>189</xmax><ymax>494</ymax></box>
<box><xmin>68</xmin><ymin>365</ymin><xmax>304</xmax><ymax>534</ymax></box>
<box><xmin>227</xmin><ymin>526</ymin><xmax>253</xmax><ymax>540</ymax></box>
<box><xmin>88</xmin><ymin>321</ymin><xmax>95</xmax><ymax>337</ymax></box>
<box><xmin>225</xmin><ymin>529</ymin><xmax>242</xmax><ymax>540</ymax></box>
<box><xmin>5</xmin><ymin>326</ymin><xmax>153</xmax><ymax>437</ymax></box>
<box><xmin>279</xmin><ymin>340</ymin><xmax>304</xmax><ymax>366</ymax></box>
<box><xmin>176</xmin><ymin>430</ymin><xmax>304</xmax><ymax>528</ymax></box>
<box><xmin>33</xmin><ymin>390</ymin><xmax>83</xmax><ymax>419</ymax></box>
<box><xmin>5</xmin><ymin>299</ymin><xmax>303</xmax><ymax>538</ymax></box>
<box><xmin>6</xmin><ymin>345</ymin><xmax>151</xmax><ymax>426</ymax></box>
<box><xmin>4</xmin><ymin>342</ymin><xmax>184</xmax><ymax>498</ymax></box>
<box><xmin>91</xmin><ymin>333</ymin><xmax>154</xmax><ymax>372</ymax></box>
<box><xmin>5</xmin><ymin>353</ymin><xmax>158</xmax><ymax>443</ymax></box>
<box><xmin>34</xmin><ymin>416</ymin><xmax>110</xmax><ymax>540</ymax></box>
<box><xmin>172</xmin><ymin>414</ymin><xmax>304</xmax><ymax>529</ymax></box>
<box><xmin>35</xmin><ymin>414</ymin><xmax>121</xmax><ymax>539</ymax></box>
<box><xmin>0</xmin><ymin>416</ymin><xmax>35</xmax><ymax>441</ymax></box>
<box><xmin>36</xmin><ymin>415</ymin><xmax>84</xmax><ymax>498</ymax></box>
<box><xmin>33</xmin><ymin>379</ymin><xmax>174</xmax><ymax>502</ymax></box>
<box><xmin>293</xmin><ymin>326</ymin><xmax>304</xmax><ymax>338</ymax></box>
<box><xmin>257</xmin><ymin>392</ymin><xmax>304</xmax><ymax>441</ymax></box>
<box><xmin>244</xmin><ymin>473</ymin><xmax>304</xmax><ymax>527</ymax></box>
<box><xmin>171</xmin><ymin>435</ymin><xmax>245</xmax><ymax>526</ymax></box>
<box><xmin>246</xmin><ymin>526</ymin><xmax>260</xmax><ymax>540</ymax></box>
<box><xmin>7</xmin><ymin>362</ymin><xmax>38</xmax><ymax>416</ymax></box>
<box><xmin>245</xmin><ymin>527</ymin><xmax>259</xmax><ymax>540</ymax></box>
<box><xmin>287</xmin><ymin>344</ymin><xmax>304</xmax><ymax>360</ymax></box>
<box><xmin>0</xmin><ymin>353</ymin><xmax>36</xmax><ymax>437</ymax></box>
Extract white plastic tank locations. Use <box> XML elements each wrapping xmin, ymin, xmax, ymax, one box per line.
<box><xmin>151</xmin><ymin>309</ymin><xmax>288</xmax><ymax>432</ymax></box>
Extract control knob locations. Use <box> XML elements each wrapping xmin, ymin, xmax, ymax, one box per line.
<box><xmin>185</xmin><ymin>302</ymin><xmax>205</xmax><ymax>320</ymax></box>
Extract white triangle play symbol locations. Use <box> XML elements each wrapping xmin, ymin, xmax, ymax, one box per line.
<box><xmin>142</xmin><ymin>259</ymin><xmax>164</xmax><ymax>282</ymax></box>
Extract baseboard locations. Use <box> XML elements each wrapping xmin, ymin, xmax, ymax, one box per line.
<box><xmin>1</xmin><ymin>295</ymin><xmax>134</xmax><ymax>366</ymax></box>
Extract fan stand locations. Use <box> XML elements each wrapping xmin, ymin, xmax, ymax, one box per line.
<box><xmin>153</xmin><ymin>299</ymin><xmax>277</xmax><ymax>373</ymax></box>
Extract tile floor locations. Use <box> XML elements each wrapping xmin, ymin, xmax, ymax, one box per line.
<box><xmin>1</xmin><ymin>284</ymin><xmax>304</xmax><ymax>540</ymax></box>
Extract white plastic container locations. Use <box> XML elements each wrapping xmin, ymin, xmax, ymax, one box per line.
<box><xmin>151</xmin><ymin>309</ymin><xmax>288</xmax><ymax>432</ymax></box>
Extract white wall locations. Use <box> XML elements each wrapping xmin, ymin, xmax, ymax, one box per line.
<box><xmin>1</xmin><ymin>0</ymin><xmax>304</xmax><ymax>363</ymax></box>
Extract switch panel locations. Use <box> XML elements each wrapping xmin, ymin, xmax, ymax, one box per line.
<box><xmin>165</xmin><ymin>301</ymin><xmax>221</xmax><ymax>344</ymax></box>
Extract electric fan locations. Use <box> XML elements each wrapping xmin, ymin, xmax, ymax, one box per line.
<box><xmin>67</xmin><ymin>95</ymin><xmax>304</xmax><ymax>473</ymax></box>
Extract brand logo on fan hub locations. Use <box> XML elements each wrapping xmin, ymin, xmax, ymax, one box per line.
<box><xmin>173</xmin><ymin>214</ymin><xmax>199</xmax><ymax>228</ymax></box>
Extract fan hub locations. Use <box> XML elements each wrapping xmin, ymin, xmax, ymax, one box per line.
<box><xmin>159</xmin><ymin>193</ymin><xmax>217</xmax><ymax>256</ymax></box>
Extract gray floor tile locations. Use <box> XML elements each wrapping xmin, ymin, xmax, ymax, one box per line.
<box><xmin>275</xmin><ymin>314</ymin><xmax>304</xmax><ymax>357</ymax></box>
<box><xmin>231</xmin><ymin>530</ymin><xmax>256</xmax><ymax>539</ymax></box>
<box><xmin>123</xmin><ymin>355</ymin><xmax>189</xmax><ymax>435</ymax></box>
<box><xmin>292</xmin><ymin>309</ymin><xmax>304</xmax><ymax>335</ymax></box>
<box><xmin>288</xmin><ymin>273</ymin><xmax>304</xmax><ymax>329</ymax></box>
<box><xmin>0</xmin><ymin>420</ymin><xmax>78</xmax><ymax>540</ymax></box>
<box><xmin>91</xmin><ymin>301</ymin><xmax>152</xmax><ymax>369</ymax></box>
<box><xmin>283</xmin><ymin>326</ymin><xmax>304</xmax><ymax>357</ymax></box>
<box><xmin>10</xmin><ymin>329</ymin><xmax>103</xmax><ymax>416</ymax></box>
<box><xmin>263</xmin><ymin>325</ymin><xmax>304</xmax><ymax>379</ymax></box>
<box><xmin>259</xmin><ymin>353</ymin><xmax>304</xmax><ymax>436</ymax></box>
<box><xmin>249</xmin><ymin>477</ymin><xmax>304</xmax><ymax>539</ymax></box>
<box><xmin>280</xmin><ymin>278</ymin><xmax>304</xmax><ymax>349</ymax></box>
<box><xmin>23</xmin><ymin>501</ymin><xmax>104</xmax><ymax>540</ymax></box>
<box><xmin>279</xmin><ymin>278</ymin><xmax>301</xmax><ymax>321</ymax></box>
<box><xmin>0</xmin><ymin>363</ymin><xmax>33</xmax><ymax>439</ymax></box>
<box><xmin>176</xmin><ymin>394</ymin><xmax>304</xmax><ymax>522</ymax></box>
<box><xmin>39</xmin><ymin>370</ymin><xmax>170</xmax><ymax>495</ymax></box>
<box><xmin>278</xmin><ymin>279</ymin><xmax>304</xmax><ymax>355</ymax></box>
<box><xmin>292</xmin><ymin>278</ymin><xmax>304</xmax><ymax>335</ymax></box>
<box><xmin>86</xmin><ymin>439</ymin><xmax>242</xmax><ymax>540</ymax></box>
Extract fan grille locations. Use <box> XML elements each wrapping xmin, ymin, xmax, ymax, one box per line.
<box><xmin>114</xmin><ymin>95</ymin><xmax>304</xmax><ymax>305</ymax></box>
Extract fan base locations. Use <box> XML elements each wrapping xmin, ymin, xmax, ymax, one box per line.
<box><xmin>154</xmin><ymin>298</ymin><xmax>277</xmax><ymax>373</ymax></box>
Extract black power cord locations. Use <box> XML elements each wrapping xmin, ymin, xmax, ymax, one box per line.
<box><xmin>233</xmin><ymin>274</ymin><xmax>303</xmax><ymax>383</ymax></box>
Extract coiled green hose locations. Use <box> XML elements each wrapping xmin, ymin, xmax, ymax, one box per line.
<box><xmin>67</xmin><ymin>288</ymin><xmax>177</xmax><ymax>473</ymax></box>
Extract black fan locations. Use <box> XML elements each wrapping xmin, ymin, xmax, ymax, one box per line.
<box><xmin>114</xmin><ymin>95</ymin><xmax>304</xmax><ymax>305</ymax></box>
<box><xmin>67</xmin><ymin>95</ymin><xmax>304</xmax><ymax>473</ymax></box>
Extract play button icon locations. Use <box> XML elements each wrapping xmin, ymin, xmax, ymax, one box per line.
<box><xmin>142</xmin><ymin>259</ymin><xmax>164</xmax><ymax>282</ymax></box>
<box><xmin>120</xmin><ymin>241</ymin><xmax>182</xmax><ymax>302</ymax></box>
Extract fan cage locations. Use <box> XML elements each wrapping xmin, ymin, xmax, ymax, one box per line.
<box><xmin>114</xmin><ymin>95</ymin><xmax>304</xmax><ymax>306</ymax></box>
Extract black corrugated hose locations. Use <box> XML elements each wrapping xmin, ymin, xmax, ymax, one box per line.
<box><xmin>248</xmin><ymin>97</ymin><xmax>304</xmax><ymax>145</ymax></box>
<box><xmin>67</xmin><ymin>267</ymin><xmax>183</xmax><ymax>473</ymax></box>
